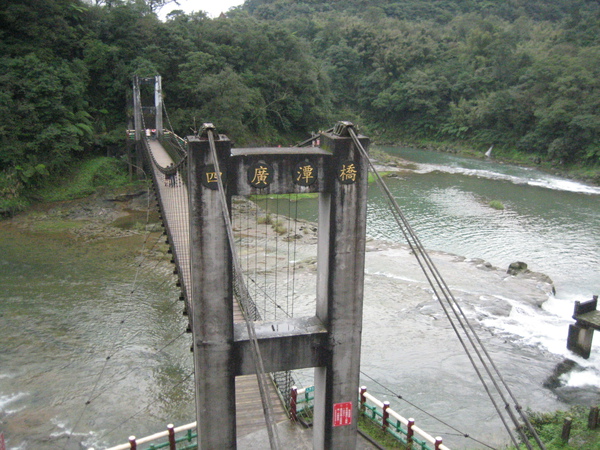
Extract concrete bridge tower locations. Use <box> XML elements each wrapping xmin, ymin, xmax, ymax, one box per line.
<box><xmin>188</xmin><ymin>122</ymin><xmax>369</xmax><ymax>449</ymax></box>
<box><xmin>132</xmin><ymin>75</ymin><xmax>163</xmax><ymax>175</ymax></box>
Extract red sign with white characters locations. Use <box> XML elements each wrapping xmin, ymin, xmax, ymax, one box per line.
<box><xmin>333</xmin><ymin>401</ymin><xmax>353</xmax><ymax>427</ymax></box>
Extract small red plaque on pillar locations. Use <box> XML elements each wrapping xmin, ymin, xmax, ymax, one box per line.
<box><xmin>333</xmin><ymin>401</ymin><xmax>353</xmax><ymax>427</ymax></box>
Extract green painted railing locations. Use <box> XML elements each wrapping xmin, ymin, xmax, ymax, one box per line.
<box><xmin>162</xmin><ymin>130</ymin><xmax>187</xmax><ymax>147</ymax></box>
<box><xmin>94</xmin><ymin>385</ymin><xmax>450</xmax><ymax>450</ymax></box>
<box><xmin>289</xmin><ymin>385</ymin><xmax>450</xmax><ymax>450</ymax></box>
<box><xmin>290</xmin><ymin>385</ymin><xmax>315</xmax><ymax>425</ymax></box>
<box><xmin>358</xmin><ymin>386</ymin><xmax>449</xmax><ymax>450</ymax></box>
<box><xmin>92</xmin><ymin>422</ymin><xmax>197</xmax><ymax>450</ymax></box>
<box><xmin>146</xmin><ymin>428</ymin><xmax>196</xmax><ymax>450</ymax></box>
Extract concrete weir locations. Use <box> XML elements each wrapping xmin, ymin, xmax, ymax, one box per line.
<box><xmin>568</xmin><ymin>295</ymin><xmax>600</xmax><ymax>359</ymax></box>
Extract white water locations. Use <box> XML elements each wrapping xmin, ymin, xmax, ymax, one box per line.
<box><xmin>375</xmin><ymin>147</ymin><xmax>600</xmax><ymax>397</ymax></box>
<box><xmin>482</xmin><ymin>296</ymin><xmax>600</xmax><ymax>386</ymax></box>
<box><xmin>0</xmin><ymin>392</ymin><xmax>28</xmax><ymax>415</ymax></box>
<box><xmin>0</xmin><ymin>147</ymin><xmax>598</xmax><ymax>449</ymax></box>
<box><xmin>412</xmin><ymin>162</ymin><xmax>600</xmax><ymax>196</ymax></box>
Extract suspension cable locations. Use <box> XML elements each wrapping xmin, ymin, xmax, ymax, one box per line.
<box><xmin>163</xmin><ymin>103</ymin><xmax>188</xmax><ymax>156</ymax></box>
<box><xmin>349</xmin><ymin>127</ymin><xmax>523</xmax><ymax>448</ymax></box>
<box><xmin>206</xmin><ymin>128</ymin><xmax>282</xmax><ymax>450</ymax></box>
<box><xmin>347</xmin><ymin>126</ymin><xmax>545</xmax><ymax>450</ymax></box>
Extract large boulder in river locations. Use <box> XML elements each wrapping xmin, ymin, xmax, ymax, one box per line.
<box><xmin>507</xmin><ymin>261</ymin><xmax>555</xmax><ymax>294</ymax></box>
<box><xmin>507</xmin><ymin>261</ymin><xmax>529</xmax><ymax>275</ymax></box>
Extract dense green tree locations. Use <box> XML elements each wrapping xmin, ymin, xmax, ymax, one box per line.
<box><xmin>0</xmin><ymin>54</ymin><xmax>92</xmax><ymax>181</ymax></box>
<box><xmin>0</xmin><ymin>0</ymin><xmax>93</xmax><ymax>185</ymax></box>
<box><xmin>174</xmin><ymin>54</ymin><xmax>265</xmax><ymax>138</ymax></box>
<box><xmin>1</xmin><ymin>0</ymin><xmax>598</xmax><ymax>216</ymax></box>
<box><xmin>164</xmin><ymin>15</ymin><xmax>332</xmax><ymax>140</ymax></box>
<box><xmin>255</xmin><ymin>0</ymin><xmax>598</xmax><ymax>168</ymax></box>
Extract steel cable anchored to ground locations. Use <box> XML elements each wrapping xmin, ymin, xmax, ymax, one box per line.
<box><xmin>347</xmin><ymin>125</ymin><xmax>546</xmax><ymax>450</ymax></box>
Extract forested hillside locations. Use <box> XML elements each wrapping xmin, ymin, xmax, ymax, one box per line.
<box><xmin>1</xmin><ymin>0</ymin><xmax>598</xmax><ymax>214</ymax></box>
<box><xmin>247</xmin><ymin>0</ymin><xmax>600</xmax><ymax>166</ymax></box>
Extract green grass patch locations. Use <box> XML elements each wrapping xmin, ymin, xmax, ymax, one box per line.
<box><xmin>370</xmin><ymin>147</ymin><xmax>400</xmax><ymax>165</ymax></box>
<box><xmin>257</xmin><ymin>213</ymin><xmax>273</xmax><ymax>225</ymax></box>
<box><xmin>489</xmin><ymin>200</ymin><xmax>505</xmax><ymax>210</ymax></box>
<box><xmin>0</xmin><ymin>171</ymin><xmax>29</xmax><ymax>216</ymax></box>
<box><xmin>111</xmin><ymin>210</ymin><xmax>160</xmax><ymax>230</ymax></box>
<box><xmin>513</xmin><ymin>406</ymin><xmax>600</xmax><ymax>449</ymax></box>
<box><xmin>272</xmin><ymin>220</ymin><xmax>287</xmax><ymax>234</ymax></box>
<box><xmin>38</xmin><ymin>157</ymin><xmax>131</xmax><ymax>202</ymax></box>
<box><xmin>358</xmin><ymin>415</ymin><xmax>406</xmax><ymax>449</ymax></box>
<box><xmin>31</xmin><ymin>219</ymin><xmax>84</xmax><ymax>233</ymax></box>
<box><xmin>0</xmin><ymin>196</ymin><xmax>29</xmax><ymax>217</ymax></box>
<box><xmin>256</xmin><ymin>214</ymin><xmax>288</xmax><ymax>234</ymax></box>
<box><xmin>368</xmin><ymin>171</ymin><xmax>397</xmax><ymax>183</ymax></box>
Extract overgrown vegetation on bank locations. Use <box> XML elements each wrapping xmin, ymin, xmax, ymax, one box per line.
<box><xmin>358</xmin><ymin>406</ymin><xmax>600</xmax><ymax>449</ymax></box>
<box><xmin>252</xmin><ymin>0</ymin><xmax>599</xmax><ymax>174</ymax></box>
<box><xmin>1</xmin><ymin>0</ymin><xmax>598</xmax><ymax>216</ymax></box>
<box><xmin>0</xmin><ymin>156</ymin><xmax>134</xmax><ymax>216</ymax></box>
<box><xmin>37</xmin><ymin>157</ymin><xmax>131</xmax><ymax>202</ymax></box>
<box><xmin>514</xmin><ymin>406</ymin><xmax>600</xmax><ymax>450</ymax></box>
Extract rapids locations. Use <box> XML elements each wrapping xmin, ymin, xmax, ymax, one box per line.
<box><xmin>1</xmin><ymin>147</ymin><xmax>598</xmax><ymax>449</ymax></box>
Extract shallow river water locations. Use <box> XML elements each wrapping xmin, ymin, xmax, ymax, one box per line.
<box><xmin>0</xmin><ymin>222</ymin><xmax>195</xmax><ymax>449</ymax></box>
<box><xmin>260</xmin><ymin>147</ymin><xmax>600</xmax><ymax>447</ymax></box>
<box><xmin>1</xmin><ymin>148</ymin><xmax>599</xmax><ymax>449</ymax></box>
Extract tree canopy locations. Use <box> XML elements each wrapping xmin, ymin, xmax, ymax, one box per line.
<box><xmin>0</xmin><ymin>0</ymin><xmax>598</xmax><ymax>213</ymax></box>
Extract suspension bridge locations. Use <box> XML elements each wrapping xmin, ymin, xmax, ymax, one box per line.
<box><xmin>97</xmin><ymin>75</ymin><xmax>551</xmax><ymax>450</ymax></box>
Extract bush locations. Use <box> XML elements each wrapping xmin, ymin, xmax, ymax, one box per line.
<box><xmin>515</xmin><ymin>406</ymin><xmax>600</xmax><ymax>449</ymax></box>
<box><xmin>0</xmin><ymin>171</ymin><xmax>29</xmax><ymax>216</ymax></box>
<box><xmin>38</xmin><ymin>157</ymin><xmax>130</xmax><ymax>202</ymax></box>
<box><xmin>489</xmin><ymin>200</ymin><xmax>505</xmax><ymax>210</ymax></box>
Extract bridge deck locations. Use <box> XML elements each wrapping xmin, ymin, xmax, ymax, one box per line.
<box><xmin>147</xmin><ymin>139</ymin><xmax>191</xmax><ymax>297</ymax></box>
<box><xmin>145</xmin><ymin>139</ymin><xmax>289</xmax><ymax>437</ymax></box>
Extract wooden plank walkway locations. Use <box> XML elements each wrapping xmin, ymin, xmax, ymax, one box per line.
<box><xmin>236</xmin><ymin>375</ymin><xmax>289</xmax><ymax>436</ymax></box>
<box><xmin>147</xmin><ymin>139</ymin><xmax>191</xmax><ymax>298</ymax></box>
<box><xmin>145</xmin><ymin>139</ymin><xmax>288</xmax><ymax>437</ymax></box>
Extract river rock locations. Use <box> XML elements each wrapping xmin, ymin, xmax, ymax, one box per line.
<box><xmin>507</xmin><ymin>261</ymin><xmax>529</xmax><ymax>275</ymax></box>
<box><xmin>507</xmin><ymin>261</ymin><xmax>555</xmax><ymax>294</ymax></box>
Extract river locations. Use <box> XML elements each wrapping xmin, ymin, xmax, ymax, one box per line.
<box><xmin>361</xmin><ymin>147</ymin><xmax>600</xmax><ymax>448</ymax></box>
<box><xmin>1</xmin><ymin>147</ymin><xmax>599</xmax><ymax>449</ymax></box>
<box><xmin>0</xmin><ymin>205</ymin><xmax>196</xmax><ymax>449</ymax></box>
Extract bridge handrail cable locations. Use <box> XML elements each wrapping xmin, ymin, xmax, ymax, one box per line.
<box><xmin>162</xmin><ymin>103</ymin><xmax>188</xmax><ymax>158</ymax></box>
